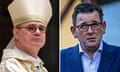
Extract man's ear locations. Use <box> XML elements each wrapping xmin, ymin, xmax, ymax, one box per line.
<box><xmin>102</xmin><ymin>21</ymin><xmax>106</xmax><ymax>34</ymax></box>
<box><xmin>70</xmin><ymin>25</ymin><xmax>77</xmax><ymax>38</ymax></box>
<box><xmin>13</xmin><ymin>28</ymin><xmax>19</xmax><ymax>40</ymax></box>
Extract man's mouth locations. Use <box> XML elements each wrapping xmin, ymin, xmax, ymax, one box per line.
<box><xmin>32</xmin><ymin>38</ymin><xmax>42</xmax><ymax>42</ymax></box>
<box><xmin>86</xmin><ymin>37</ymin><xmax>96</xmax><ymax>42</ymax></box>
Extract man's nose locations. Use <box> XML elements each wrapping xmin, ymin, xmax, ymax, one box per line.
<box><xmin>33</xmin><ymin>28</ymin><xmax>42</xmax><ymax>36</ymax></box>
<box><xmin>87</xmin><ymin>26</ymin><xmax>93</xmax><ymax>33</ymax></box>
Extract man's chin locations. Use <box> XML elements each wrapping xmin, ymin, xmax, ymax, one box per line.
<box><xmin>31</xmin><ymin>43</ymin><xmax>45</xmax><ymax>49</ymax></box>
<box><xmin>85</xmin><ymin>41</ymin><xmax>98</xmax><ymax>48</ymax></box>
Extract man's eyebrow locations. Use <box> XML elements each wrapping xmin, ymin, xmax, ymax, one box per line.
<box><xmin>92</xmin><ymin>20</ymin><xmax>101</xmax><ymax>23</ymax></box>
<box><xmin>80</xmin><ymin>22</ymin><xmax>86</xmax><ymax>25</ymax></box>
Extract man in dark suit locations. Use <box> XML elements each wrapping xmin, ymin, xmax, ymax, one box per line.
<box><xmin>61</xmin><ymin>3</ymin><xmax>120</xmax><ymax>72</ymax></box>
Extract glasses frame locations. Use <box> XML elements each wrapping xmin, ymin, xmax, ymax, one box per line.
<box><xmin>16</xmin><ymin>25</ymin><xmax>47</xmax><ymax>33</ymax></box>
<box><xmin>76</xmin><ymin>22</ymin><xmax>102</xmax><ymax>32</ymax></box>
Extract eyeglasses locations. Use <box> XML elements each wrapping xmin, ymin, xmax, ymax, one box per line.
<box><xmin>76</xmin><ymin>22</ymin><xmax>102</xmax><ymax>32</ymax></box>
<box><xmin>17</xmin><ymin>25</ymin><xmax>46</xmax><ymax>33</ymax></box>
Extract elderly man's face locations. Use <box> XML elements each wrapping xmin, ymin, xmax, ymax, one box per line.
<box><xmin>71</xmin><ymin>11</ymin><xmax>106</xmax><ymax>51</ymax></box>
<box><xmin>14</xmin><ymin>21</ymin><xmax>46</xmax><ymax>52</ymax></box>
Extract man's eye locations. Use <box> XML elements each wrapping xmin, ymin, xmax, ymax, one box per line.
<box><xmin>92</xmin><ymin>23</ymin><xmax>99</xmax><ymax>27</ymax></box>
<box><xmin>39</xmin><ymin>27</ymin><xmax>44</xmax><ymax>31</ymax></box>
<box><xmin>27</xmin><ymin>27</ymin><xmax>35</xmax><ymax>31</ymax></box>
<box><xmin>39</xmin><ymin>26</ymin><xmax>46</xmax><ymax>31</ymax></box>
<box><xmin>93</xmin><ymin>24</ymin><xmax>98</xmax><ymax>27</ymax></box>
<box><xmin>80</xmin><ymin>25</ymin><xmax>87</xmax><ymax>29</ymax></box>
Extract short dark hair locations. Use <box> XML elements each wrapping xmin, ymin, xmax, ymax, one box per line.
<box><xmin>72</xmin><ymin>3</ymin><xmax>104</xmax><ymax>26</ymax></box>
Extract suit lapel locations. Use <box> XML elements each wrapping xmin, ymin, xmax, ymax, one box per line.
<box><xmin>69</xmin><ymin>44</ymin><xmax>83</xmax><ymax>72</ymax></box>
<box><xmin>98</xmin><ymin>42</ymin><xmax>116</xmax><ymax>72</ymax></box>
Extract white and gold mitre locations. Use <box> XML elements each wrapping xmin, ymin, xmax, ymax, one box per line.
<box><xmin>8</xmin><ymin>0</ymin><xmax>52</xmax><ymax>27</ymax></box>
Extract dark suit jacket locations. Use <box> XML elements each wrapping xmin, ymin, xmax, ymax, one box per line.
<box><xmin>61</xmin><ymin>42</ymin><xmax>120</xmax><ymax>72</ymax></box>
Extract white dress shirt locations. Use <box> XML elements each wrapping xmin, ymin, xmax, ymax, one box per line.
<box><xmin>79</xmin><ymin>42</ymin><xmax>103</xmax><ymax>72</ymax></box>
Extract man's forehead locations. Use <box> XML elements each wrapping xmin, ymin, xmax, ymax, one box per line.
<box><xmin>76</xmin><ymin>11</ymin><xmax>100</xmax><ymax>26</ymax></box>
<box><xmin>21</xmin><ymin>21</ymin><xmax>45</xmax><ymax>26</ymax></box>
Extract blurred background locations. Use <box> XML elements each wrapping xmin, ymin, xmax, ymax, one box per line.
<box><xmin>60</xmin><ymin>0</ymin><xmax>120</xmax><ymax>49</ymax></box>
<box><xmin>0</xmin><ymin>0</ymin><xmax>59</xmax><ymax>72</ymax></box>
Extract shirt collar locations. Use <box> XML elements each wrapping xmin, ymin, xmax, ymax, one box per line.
<box><xmin>79</xmin><ymin>41</ymin><xmax>103</xmax><ymax>54</ymax></box>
